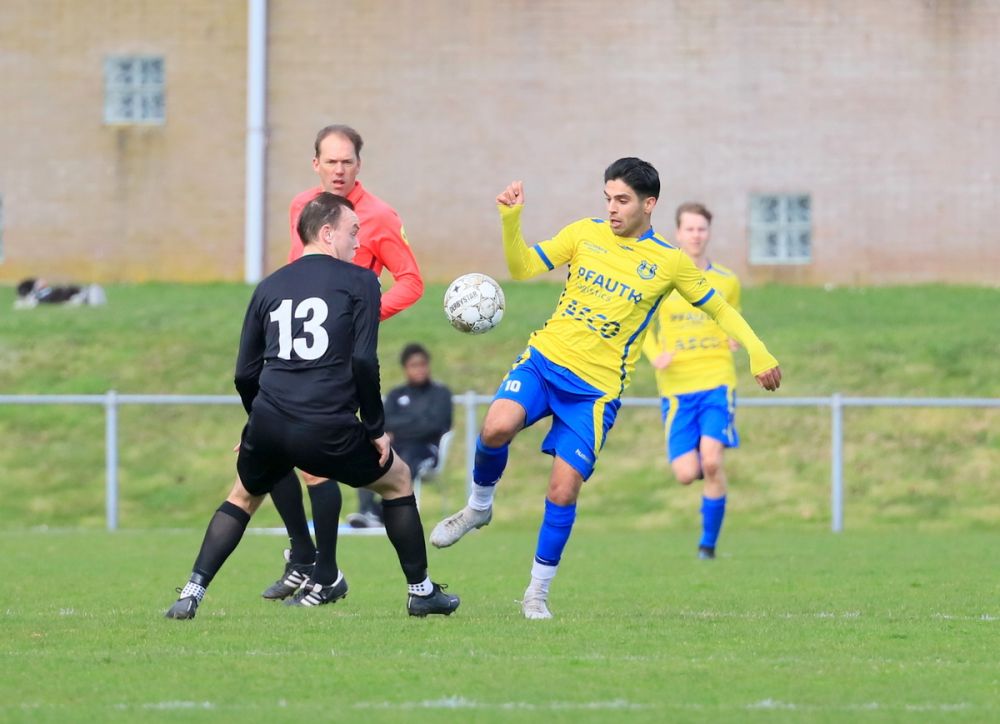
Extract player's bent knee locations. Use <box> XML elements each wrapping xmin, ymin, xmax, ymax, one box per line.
<box><xmin>480</xmin><ymin>414</ymin><xmax>520</xmax><ymax>446</ymax></box>
<box><xmin>299</xmin><ymin>471</ymin><xmax>326</xmax><ymax>485</ymax></box>
<box><xmin>672</xmin><ymin>466</ymin><xmax>699</xmax><ymax>486</ymax></box>
<box><xmin>702</xmin><ymin>457</ymin><xmax>723</xmax><ymax>479</ymax></box>
<box><xmin>226</xmin><ymin>478</ymin><xmax>265</xmax><ymax>515</ymax></box>
<box><xmin>671</xmin><ymin>452</ymin><xmax>701</xmax><ymax>485</ymax></box>
<box><xmin>480</xmin><ymin>401</ymin><xmax>524</xmax><ymax>446</ymax></box>
<box><xmin>369</xmin><ymin>455</ymin><xmax>412</xmax><ymax>499</ymax></box>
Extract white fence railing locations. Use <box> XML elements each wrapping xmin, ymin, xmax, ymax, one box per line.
<box><xmin>1</xmin><ymin>392</ymin><xmax>997</xmax><ymax>533</ymax></box>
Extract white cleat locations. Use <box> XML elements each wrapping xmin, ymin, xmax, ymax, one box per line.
<box><xmin>521</xmin><ymin>591</ymin><xmax>553</xmax><ymax>620</ymax></box>
<box><xmin>430</xmin><ymin>506</ymin><xmax>493</xmax><ymax>548</ymax></box>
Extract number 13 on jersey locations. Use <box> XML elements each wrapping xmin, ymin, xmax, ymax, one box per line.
<box><xmin>269</xmin><ymin>298</ymin><xmax>329</xmax><ymax>360</ymax></box>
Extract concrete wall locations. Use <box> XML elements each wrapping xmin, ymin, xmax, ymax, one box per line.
<box><xmin>2</xmin><ymin>0</ymin><xmax>998</xmax><ymax>285</ymax></box>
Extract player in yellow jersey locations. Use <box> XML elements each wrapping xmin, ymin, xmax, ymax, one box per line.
<box><xmin>642</xmin><ymin>202</ymin><xmax>742</xmax><ymax>560</ymax></box>
<box><xmin>430</xmin><ymin>159</ymin><xmax>782</xmax><ymax>619</ymax></box>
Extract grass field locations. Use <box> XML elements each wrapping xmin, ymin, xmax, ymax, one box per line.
<box><xmin>0</xmin><ymin>282</ymin><xmax>998</xmax><ymax>530</ymax></box>
<box><xmin>1</xmin><ymin>282</ymin><xmax>998</xmax><ymax>721</ymax></box>
<box><xmin>1</xmin><ymin>528</ymin><xmax>997</xmax><ymax>722</ymax></box>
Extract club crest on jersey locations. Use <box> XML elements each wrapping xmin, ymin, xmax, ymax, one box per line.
<box><xmin>637</xmin><ymin>260</ymin><xmax>657</xmax><ymax>280</ymax></box>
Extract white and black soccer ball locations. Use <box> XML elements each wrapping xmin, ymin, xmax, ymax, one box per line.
<box><xmin>443</xmin><ymin>273</ymin><xmax>505</xmax><ymax>334</ymax></box>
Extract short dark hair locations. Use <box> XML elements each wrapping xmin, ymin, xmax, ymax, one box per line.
<box><xmin>604</xmin><ymin>157</ymin><xmax>660</xmax><ymax>200</ymax></box>
<box><xmin>675</xmin><ymin>202</ymin><xmax>713</xmax><ymax>227</ymax></box>
<box><xmin>314</xmin><ymin>124</ymin><xmax>363</xmax><ymax>159</ymax></box>
<box><xmin>297</xmin><ymin>192</ymin><xmax>355</xmax><ymax>246</ymax></box>
<box><xmin>400</xmin><ymin>343</ymin><xmax>430</xmax><ymax>366</ymax></box>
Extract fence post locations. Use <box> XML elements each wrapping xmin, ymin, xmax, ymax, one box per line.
<box><xmin>464</xmin><ymin>390</ymin><xmax>478</xmax><ymax>500</ymax></box>
<box><xmin>104</xmin><ymin>390</ymin><xmax>119</xmax><ymax>532</ymax></box>
<box><xmin>831</xmin><ymin>393</ymin><xmax>844</xmax><ymax>533</ymax></box>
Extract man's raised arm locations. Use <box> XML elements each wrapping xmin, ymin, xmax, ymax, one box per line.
<box><xmin>497</xmin><ymin>181</ymin><xmax>552</xmax><ymax>281</ymax></box>
<box><xmin>672</xmin><ymin>253</ymin><xmax>782</xmax><ymax>391</ymax></box>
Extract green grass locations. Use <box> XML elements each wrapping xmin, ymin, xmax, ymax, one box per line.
<box><xmin>0</xmin><ymin>283</ymin><xmax>998</xmax><ymax>530</ymax></box>
<box><xmin>1</xmin><ymin>284</ymin><xmax>998</xmax><ymax>721</ymax></box>
<box><xmin>0</xmin><ymin>528</ymin><xmax>997</xmax><ymax>723</ymax></box>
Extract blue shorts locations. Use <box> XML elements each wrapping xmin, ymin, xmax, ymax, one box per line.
<box><xmin>660</xmin><ymin>385</ymin><xmax>738</xmax><ymax>462</ymax></box>
<box><xmin>493</xmin><ymin>347</ymin><xmax>621</xmax><ymax>480</ymax></box>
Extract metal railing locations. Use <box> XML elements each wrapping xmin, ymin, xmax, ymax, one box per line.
<box><xmin>1</xmin><ymin>392</ymin><xmax>997</xmax><ymax>533</ymax></box>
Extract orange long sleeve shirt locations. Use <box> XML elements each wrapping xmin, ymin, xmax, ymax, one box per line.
<box><xmin>288</xmin><ymin>181</ymin><xmax>424</xmax><ymax>320</ymax></box>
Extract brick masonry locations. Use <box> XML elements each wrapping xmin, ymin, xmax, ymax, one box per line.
<box><xmin>1</xmin><ymin>0</ymin><xmax>997</xmax><ymax>285</ymax></box>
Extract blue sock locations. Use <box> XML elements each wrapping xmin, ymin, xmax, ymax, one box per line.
<box><xmin>473</xmin><ymin>436</ymin><xmax>508</xmax><ymax>486</ymax></box>
<box><xmin>534</xmin><ymin>499</ymin><xmax>577</xmax><ymax>566</ymax></box>
<box><xmin>700</xmin><ymin>495</ymin><xmax>726</xmax><ymax>548</ymax></box>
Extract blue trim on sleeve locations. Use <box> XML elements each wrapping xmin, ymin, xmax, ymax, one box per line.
<box><xmin>692</xmin><ymin>288</ymin><xmax>716</xmax><ymax>307</ymax></box>
<box><xmin>534</xmin><ymin>245</ymin><xmax>555</xmax><ymax>270</ymax></box>
<box><xmin>590</xmin><ymin>218</ymin><xmax>605</xmax><ymax>224</ymax></box>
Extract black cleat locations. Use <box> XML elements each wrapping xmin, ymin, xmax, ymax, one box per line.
<box><xmin>165</xmin><ymin>595</ymin><xmax>199</xmax><ymax>620</ymax></box>
<box><xmin>407</xmin><ymin>582</ymin><xmax>460</xmax><ymax>617</ymax></box>
<box><xmin>698</xmin><ymin>545</ymin><xmax>716</xmax><ymax>560</ymax></box>
<box><xmin>285</xmin><ymin>575</ymin><xmax>349</xmax><ymax>607</ymax></box>
<box><xmin>262</xmin><ymin>549</ymin><xmax>315</xmax><ymax>600</ymax></box>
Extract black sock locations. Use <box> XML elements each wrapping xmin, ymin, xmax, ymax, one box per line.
<box><xmin>381</xmin><ymin>494</ymin><xmax>428</xmax><ymax>585</ymax></box>
<box><xmin>192</xmin><ymin>501</ymin><xmax>252</xmax><ymax>585</ymax></box>
<box><xmin>270</xmin><ymin>470</ymin><xmax>316</xmax><ymax>563</ymax></box>
<box><xmin>307</xmin><ymin>480</ymin><xmax>343</xmax><ymax>585</ymax></box>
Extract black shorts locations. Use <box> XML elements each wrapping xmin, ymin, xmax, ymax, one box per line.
<box><xmin>236</xmin><ymin>408</ymin><xmax>393</xmax><ymax>496</ymax></box>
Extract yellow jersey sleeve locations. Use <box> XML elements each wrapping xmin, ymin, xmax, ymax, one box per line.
<box><xmin>670</xmin><ymin>253</ymin><xmax>778</xmax><ymax>376</ymax></box>
<box><xmin>499</xmin><ymin>204</ymin><xmax>578</xmax><ymax>280</ymax></box>
<box><xmin>700</xmin><ymin>296</ymin><xmax>778</xmax><ymax>376</ymax></box>
<box><xmin>647</xmin><ymin>264</ymin><xmax>740</xmax><ymax>396</ymax></box>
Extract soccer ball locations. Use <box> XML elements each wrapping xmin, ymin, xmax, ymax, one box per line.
<box><xmin>444</xmin><ymin>273</ymin><xmax>505</xmax><ymax>334</ymax></box>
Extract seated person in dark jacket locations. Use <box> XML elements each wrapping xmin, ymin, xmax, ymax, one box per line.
<box><xmin>347</xmin><ymin>343</ymin><xmax>453</xmax><ymax>528</ymax></box>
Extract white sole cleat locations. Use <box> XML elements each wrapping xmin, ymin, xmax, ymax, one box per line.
<box><xmin>430</xmin><ymin>506</ymin><xmax>492</xmax><ymax>548</ymax></box>
<box><xmin>521</xmin><ymin>592</ymin><xmax>553</xmax><ymax>620</ymax></box>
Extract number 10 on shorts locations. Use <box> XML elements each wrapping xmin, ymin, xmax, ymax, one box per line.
<box><xmin>503</xmin><ymin>379</ymin><xmax>521</xmax><ymax>393</ymax></box>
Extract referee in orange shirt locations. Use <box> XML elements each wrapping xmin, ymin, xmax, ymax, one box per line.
<box><xmin>260</xmin><ymin>125</ymin><xmax>425</xmax><ymax>600</ymax></box>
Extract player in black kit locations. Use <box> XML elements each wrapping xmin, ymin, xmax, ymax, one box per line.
<box><xmin>165</xmin><ymin>192</ymin><xmax>459</xmax><ymax>620</ymax></box>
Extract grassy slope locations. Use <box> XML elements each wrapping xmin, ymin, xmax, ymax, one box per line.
<box><xmin>0</xmin><ymin>529</ymin><xmax>997</xmax><ymax>723</ymax></box>
<box><xmin>0</xmin><ymin>283</ymin><xmax>997</xmax><ymax>530</ymax></box>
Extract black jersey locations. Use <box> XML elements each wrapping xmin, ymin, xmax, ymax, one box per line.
<box><xmin>384</xmin><ymin>381</ymin><xmax>453</xmax><ymax>447</ymax></box>
<box><xmin>234</xmin><ymin>254</ymin><xmax>385</xmax><ymax>438</ymax></box>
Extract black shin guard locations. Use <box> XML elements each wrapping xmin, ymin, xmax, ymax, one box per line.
<box><xmin>270</xmin><ymin>469</ymin><xmax>316</xmax><ymax>563</ymax></box>
<box><xmin>307</xmin><ymin>479</ymin><xmax>343</xmax><ymax>585</ymax></box>
<box><xmin>192</xmin><ymin>501</ymin><xmax>252</xmax><ymax>585</ymax></box>
<box><xmin>381</xmin><ymin>494</ymin><xmax>428</xmax><ymax>585</ymax></box>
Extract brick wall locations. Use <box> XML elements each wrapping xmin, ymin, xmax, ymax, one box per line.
<box><xmin>0</xmin><ymin>0</ymin><xmax>246</xmax><ymax>282</ymax></box>
<box><xmin>2</xmin><ymin>1</ymin><xmax>997</xmax><ymax>285</ymax></box>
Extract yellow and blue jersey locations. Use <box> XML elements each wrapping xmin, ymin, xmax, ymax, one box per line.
<box><xmin>642</xmin><ymin>263</ymin><xmax>741</xmax><ymax>396</ymax></box>
<box><xmin>499</xmin><ymin>205</ymin><xmax>776</xmax><ymax>398</ymax></box>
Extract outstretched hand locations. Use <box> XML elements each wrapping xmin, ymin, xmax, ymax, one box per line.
<box><xmin>496</xmin><ymin>181</ymin><xmax>525</xmax><ymax>207</ymax></box>
<box><xmin>371</xmin><ymin>433</ymin><xmax>392</xmax><ymax>467</ymax></box>
<box><xmin>755</xmin><ymin>366</ymin><xmax>782</xmax><ymax>391</ymax></box>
